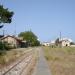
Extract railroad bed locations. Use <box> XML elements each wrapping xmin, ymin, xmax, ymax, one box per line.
<box><xmin>0</xmin><ymin>49</ymin><xmax>35</xmax><ymax>75</ymax></box>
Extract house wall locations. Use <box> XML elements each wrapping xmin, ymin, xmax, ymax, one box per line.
<box><xmin>2</xmin><ymin>37</ymin><xmax>18</xmax><ymax>47</ymax></box>
<box><xmin>61</xmin><ymin>41</ymin><xmax>70</xmax><ymax>46</ymax></box>
<box><xmin>42</xmin><ymin>43</ymin><xmax>50</xmax><ymax>46</ymax></box>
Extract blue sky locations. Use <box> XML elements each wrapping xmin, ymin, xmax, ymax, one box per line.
<box><xmin>0</xmin><ymin>0</ymin><xmax>75</xmax><ymax>42</ymax></box>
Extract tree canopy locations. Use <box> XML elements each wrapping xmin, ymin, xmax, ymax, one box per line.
<box><xmin>55</xmin><ymin>38</ymin><xmax>60</xmax><ymax>46</ymax></box>
<box><xmin>70</xmin><ymin>42</ymin><xmax>75</xmax><ymax>45</ymax></box>
<box><xmin>18</xmin><ymin>31</ymin><xmax>40</xmax><ymax>46</ymax></box>
<box><xmin>0</xmin><ymin>5</ymin><xmax>14</xmax><ymax>25</ymax></box>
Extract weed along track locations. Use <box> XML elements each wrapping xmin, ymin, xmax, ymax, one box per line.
<box><xmin>0</xmin><ymin>49</ymin><xmax>36</xmax><ymax>75</ymax></box>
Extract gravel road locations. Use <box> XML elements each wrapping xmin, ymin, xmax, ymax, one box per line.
<box><xmin>32</xmin><ymin>47</ymin><xmax>52</xmax><ymax>75</ymax></box>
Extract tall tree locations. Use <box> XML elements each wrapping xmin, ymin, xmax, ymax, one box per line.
<box><xmin>55</xmin><ymin>38</ymin><xmax>60</xmax><ymax>46</ymax></box>
<box><xmin>18</xmin><ymin>31</ymin><xmax>40</xmax><ymax>46</ymax></box>
<box><xmin>0</xmin><ymin>5</ymin><xmax>14</xmax><ymax>28</ymax></box>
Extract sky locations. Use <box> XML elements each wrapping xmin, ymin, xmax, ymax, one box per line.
<box><xmin>0</xmin><ymin>0</ymin><xmax>75</xmax><ymax>42</ymax></box>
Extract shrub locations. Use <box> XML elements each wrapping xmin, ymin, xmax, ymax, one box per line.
<box><xmin>0</xmin><ymin>41</ymin><xmax>13</xmax><ymax>51</ymax></box>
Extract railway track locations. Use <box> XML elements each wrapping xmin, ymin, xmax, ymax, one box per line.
<box><xmin>0</xmin><ymin>49</ymin><xmax>34</xmax><ymax>75</ymax></box>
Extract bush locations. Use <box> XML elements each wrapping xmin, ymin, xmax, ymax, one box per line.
<box><xmin>0</xmin><ymin>41</ymin><xmax>4</xmax><ymax>50</ymax></box>
<box><xmin>0</xmin><ymin>41</ymin><xmax>13</xmax><ymax>51</ymax></box>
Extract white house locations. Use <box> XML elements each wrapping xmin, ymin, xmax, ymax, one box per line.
<box><xmin>59</xmin><ymin>38</ymin><xmax>72</xmax><ymax>47</ymax></box>
<box><xmin>42</xmin><ymin>42</ymin><xmax>50</xmax><ymax>46</ymax></box>
<box><xmin>50</xmin><ymin>40</ymin><xmax>55</xmax><ymax>45</ymax></box>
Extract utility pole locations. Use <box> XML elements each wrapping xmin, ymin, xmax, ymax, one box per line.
<box><xmin>14</xmin><ymin>24</ymin><xmax>16</xmax><ymax>37</ymax></box>
<box><xmin>14</xmin><ymin>24</ymin><xmax>17</xmax><ymax>48</ymax></box>
<box><xmin>2</xmin><ymin>29</ymin><xmax>5</xmax><ymax>50</ymax></box>
<box><xmin>3</xmin><ymin>29</ymin><xmax>4</xmax><ymax>36</ymax></box>
<box><xmin>60</xmin><ymin>32</ymin><xmax>61</xmax><ymax>41</ymax></box>
<box><xmin>59</xmin><ymin>32</ymin><xmax>62</xmax><ymax>48</ymax></box>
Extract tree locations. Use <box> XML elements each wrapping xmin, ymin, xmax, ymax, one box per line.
<box><xmin>18</xmin><ymin>31</ymin><xmax>40</xmax><ymax>46</ymax></box>
<box><xmin>0</xmin><ymin>5</ymin><xmax>14</xmax><ymax>27</ymax></box>
<box><xmin>55</xmin><ymin>38</ymin><xmax>60</xmax><ymax>46</ymax></box>
<box><xmin>0</xmin><ymin>5</ymin><xmax>14</xmax><ymax>50</ymax></box>
<box><xmin>70</xmin><ymin>42</ymin><xmax>75</xmax><ymax>45</ymax></box>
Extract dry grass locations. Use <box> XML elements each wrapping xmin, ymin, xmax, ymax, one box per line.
<box><xmin>43</xmin><ymin>47</ymin><xmax>75</xmax><ymax>75</ymax></box>
<box><xmin>0</xmin><ymin>48</ymin><xmax>29</xmax><ymax>67</ymax></box>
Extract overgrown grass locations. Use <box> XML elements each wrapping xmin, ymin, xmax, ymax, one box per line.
<box><xmin>0</xmin><ymin>48</ymin><xmax>30</xmax><ymax>67</ymax></box>
<box><xmin>43</xmin><ymin>47</ymin><xmax>75</xmax><ymax>75</ymax></box>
